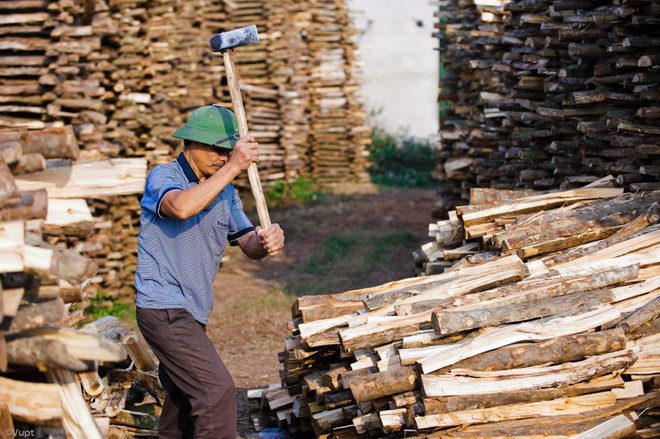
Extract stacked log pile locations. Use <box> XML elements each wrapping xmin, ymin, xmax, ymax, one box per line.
<box><xmin>0</xmin><ymin>134</ymin><xmax>162</xmax><ymax>437</ymax></box>
<box><xmin>0</xmin><ymin>125</ymin><xmax>148</xmax><ymax>298</ymax></box>
<box><xmin>434</xmin><ymin>0</ymin><xmax>660</xmax><ymax>210</ymax></box>
<box><xmin>0</xmin><ymin>0</ymin><xmax>370</xmax><ymax>184</ymax></box>
<box><xmin>308</xmin><ymin>0</ymin><xmax>371</xmax><ymax>184</ymax></box>
<box><xmin>253</xmin><ymin>185</ymin><xmax>660</xmax><ymax>437</ymax></box>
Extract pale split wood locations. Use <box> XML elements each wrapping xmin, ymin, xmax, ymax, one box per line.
<box><xmin>14</xmin><ymin>158</ymin><xmax>147</xmax><ymax>198</ymax></box>
<box><xmin>460</xmin><ymin>188</ymin><xmax>624</xmax><ymax>227</ymax></box>
<box><xmin>422</xmin><ymin>349</ymin><xmax>634</xmax><ymax>396</ymax></box>
<box><xmin>571</xmin><ymin>413</ymin><xmax>636</xmax><ymax>439</ymax></box>
<box><xmin>419</xmin><ymin>305</ymin><xmax>621</xmax><ymax>373</ymax></box>
<box><xmin>0</xmin><ymin>220</ymin><xmax>24</xmax><ymax>272</ymax></box>
<box><xmin>415</xmin><ymin>391</ymin><xmax>617</xmax><ymax>429</ymax></box>
<box><xmin>0</xmin><ymin>375</ymin><xmax>62</xmax><ymax>424</ymax></box>
<box><xmin>47</xmin><ymin>369</ymin><xmax>102</xmax><ymax>439</ymax></box>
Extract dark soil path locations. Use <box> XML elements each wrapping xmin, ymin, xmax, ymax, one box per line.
<box><xmin>205</xmin><ymin>186</ymin><xmax>437</xmax><ymax>437</ymax></box>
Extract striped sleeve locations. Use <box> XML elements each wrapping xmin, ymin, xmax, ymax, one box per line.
<box><xmin>227</xmin><ymin>186</ymin><xmax>254</xmax><ymax>245</ymax></box>
<box><xmin>141</xmin><ymin>166</ymin><xmax>184</xmax><ymax>218</ymax></box>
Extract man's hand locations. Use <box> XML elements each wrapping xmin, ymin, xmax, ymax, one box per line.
<box><xmin>256</xmin><ymin>224</ymin><xmax>285</xmax><ymax>256</ymax></box>
<box><xmin>227</xmin><ymin>135</ymin><xmax>258</xmax><ymax>173</ymax></box>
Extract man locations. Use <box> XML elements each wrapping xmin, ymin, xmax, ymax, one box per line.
<box><xmin>135</xmin><ymin>104</ymin><xmax>285</xmax><ymax>438</ymax></box>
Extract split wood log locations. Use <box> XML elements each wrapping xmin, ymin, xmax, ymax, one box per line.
<box><xmin>0</xmin><ymin>126</ymin><xmax>79</xmax><ymax>159</ymax></box>
<box><xmin>14</xmin><ymin>158</ymin><xmax>147</xmax><ymax>198</ymax></box>
<box><xmin>6</xmin><ymin>298</ymin><xmax>66</xmax><ymax>332</ymax></box>
<box><xmin>419</xmin><ymin>305</ymin><xmax>621</xmax><ymax>373</ymax></box>
<box><xmin>431</xmin><ymin>327</ymin><xmax>627</xmax><ymax>373</ymax></box>
<box><xmin>544</xmin><ymin>204</ymin><xmax>659</xmax><ymax>267</ymax></box>
<box><xmin>436</xmin><ymin>264</ymin><xmax>639</xmax><ymax>314</ymax></box>
<box><xmin>311</xmin><ymin>405</ymin><xmax>359</xmax><ymax>435</ymax></box>
<box><xmin>571</xmin><ymin>413</ymin><xmax>636</xmax><ymax>439</ymax></box>
<box><xmin>121</xmin><ymin>333</ymin><xmax>157</xmax><ymax>371</ymax></box>
<box><xmin>80</xmin><ymin>316</ymin><xmax>129</xmax><ymax>343</ymax></box>
<box><xmin>13</xmin><ymin>153</ymin><xmax>46</xmax><ymax>174</ymax></box>
<box><xmin>0</xmin><ymin>375</ymin><xmax>62</xmax><ymax>424</ymax></box>
<box><xmin>24</xmin><ymin>243</ymin><xmax>97</xmax><ymax>284</ymax></box>
<box><xmin>433</xmin><ymin>289</ymin><xmax>615</xmax><ymax>334</ymax></box>
<box><xmin>495</xmin><ymin>193</ymin><xmax>658</xmax><ymax>254</ymax></box>
<box><xmin>0</xmin><ymin>158</ymin><xmax>18</xmax><ymax>207</ymax></box>
<box><xmin>5</xmin><ymin>335</ymin><xmax>88</xmax><ymax>371</ymax></box>
<box><xmin>349</xmin><ymin>367</ymin><xmax>417</xmax><ymax>403</ymax></box>
<box><xmin>24</xmin><ymin>328</ymin><xmax>126</xmax><ymax>363</ymax></box>
<box><xmin>0</xmin><ymin>403</ymin><xmax>12</xmax><ymax>437</ymax></box>
<box><xmin>415</xmin><ymin>391</ymin><xmax>617</xmax><ymax>429</ymax></box>
<box><xmin>47</xmin><ymin>368</ymin><xmax>102</xmax><ymax>439</ymax></box>
<box><xmin>422</xmin><ymin>349</ymin><xmax>635</xmax><ymax>397</ymax></box>
<box><xmin>428</xmin><ymin>393</ymin><xmax>658</xmax><ymax>437</ymax></box>
<box><xmin>423</xmin><ymin>375</ymin><xmax>624</xmax><ymax>414</ymax></box>
<box><xmin>617</xmin><ymin>296</ymin><xmax>660</xmax><ymax>334</ymax></box>
<box><xmin>78</xmin><ymin>370</ymin><xmax>104</xmax><ymax>397</ymax></box>
<box><xmin>460</xmin><ymin>188</ymin><xmax>623</xmax><ymax>227</ymax></box>
<box><xmin>43</xmin><ymin>198</ymin><xmax>94</xmax><ymax>238</ymax></box>
<box><xmin>0</xmin><ymin>189</ymin><xmax>48</xmax><ymax>222</ymax></box>
<box><xmin>0</xmin><ymin>220</ymin><xmax>24</xmax><ymax>272</ymax></box>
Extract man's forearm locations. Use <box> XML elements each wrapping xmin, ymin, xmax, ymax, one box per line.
<box><xmin>163</xmin><ymin>164</ymin><xmax>241</xmax><ymax>219</ymax></box>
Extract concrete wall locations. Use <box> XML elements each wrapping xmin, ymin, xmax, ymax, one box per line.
<box><xmin>348</xmin><ymin>0</ymin><xmax>439</xmax><ymax>138</ymax></box>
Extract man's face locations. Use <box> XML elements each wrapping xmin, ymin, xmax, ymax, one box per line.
<box><xmin>188</xmin><ymin>142</ymin><xmax>231</xmax><ymax>178</ymax></box>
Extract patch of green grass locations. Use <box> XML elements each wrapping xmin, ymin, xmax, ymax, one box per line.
<box><xmin>79</xmin><ymin>290</ymin><xmax>137</xmax><ymax>329</ymax></box>
<box><xmin>368</xmin><ymin>128</ymin><xmax>436</xmax><ymax>188</ymax></box>
<box><xmin>266</xmin><ymin>176</ymin><xmax>323</xmax><ymax>207</ymax></box>
<box><xmin>293</xmin><ymin>230</ymin><xmax>416</xmax><ymax>295</ymax></box>
<box><xmin>303</xmin><ymin>234</ymin><xmax>359</xmax><ymax>274</ymax></box>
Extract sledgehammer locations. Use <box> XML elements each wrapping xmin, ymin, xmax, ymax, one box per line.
<box><xmin>210</xmin><ymin>25</ymin><xmax>272</xmax><ymax>231</ymax></box>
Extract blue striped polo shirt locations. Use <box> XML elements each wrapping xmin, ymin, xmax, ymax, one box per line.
<box><xmin>135</xmin><ymin>153</ymin><xmax>254</xmax><ymax>324</ymax></box>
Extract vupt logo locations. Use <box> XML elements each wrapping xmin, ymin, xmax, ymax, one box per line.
<box><xmin>5</xmin><ymin>430</ymin><xmax>35</xmax><ymax>437</ymax></box>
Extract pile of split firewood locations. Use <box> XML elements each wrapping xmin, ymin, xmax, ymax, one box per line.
<box><xmin>0</xmin><ymin>126</ymin><xmax>146</xmax><ymax>298</ymax></box>
<box><xmin>1</xmin><ymin>127</ymin><xmax>163</xmax><ymax>437</ymax></box>
<box><xmin>0</xmin><ymin>0</ymin><xmax>370</xmax><ymax>186</ymax></box>
<box><xmin>252</xmin><ymin>183</ymin><xmax>659</xmax><ymax>438</ymax></box>
<box><xmin>434</xmin><ymin>0</ymin><xmax>660</xmax><ymax>211</ymax></box>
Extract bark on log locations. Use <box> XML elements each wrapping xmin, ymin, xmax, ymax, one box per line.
<box><xmin>6</xmin><ymin>298</ymin><xmax>66</xmax><ymax>332</ymax></box>
<box><xmin>0</xmin><ymin>189</ymin><xmax>48</xmax><ymax>222</ymax></box>
<box><xmin>419</xmin><ymin>306</ymin><xmax>621</xmax><ymax>373</ymax></box>
<box><xmin>433</xmin><ymin>327</ymin><xmax>627</xmax><ymax>373</ymax></box>
<box><xmin>415</xmin><ymin>391</ymin><xmax>617</xmax><ymax>429</ymax></box>
<box><xmin>349</xmin><ymin>367</ymin><xmax>418</xmax><ymax>403</ymax></box>
<box><xmin>433</xmin><ymin>289</ymin><xmax>615</xmax><ymax>334</ymax></box>
<box><xmin>428</xmin><ymin>392</ymin><xmax>658</xmax><ymax>437</ymax></box>
<box><xmin>6</xmin><ymin>335</ymin><xmax>89</xmax><ymax>371</ymax></box>
<box><xmin>0</xmin><ymin>126</ymin><xmax>79</xmax><ymax>159</ymax></box>
<box><xmin>0</xmin><ymin>375</ymin><xmax>62</xmax><ymax>424</ymax></box>
<box><xmin>617</xmin><ymin>296</ymin><xmax>660</xmax><ymax>334</ymax></box>
<box><xmin>424</xmin><ymin>375</ymin><xmax>624</xmax><ymax>414</ymax></box>
<box><xmin>422</xmin><ymin>349</ymin><xmax>635</xmax><ymax>397</ymax></box>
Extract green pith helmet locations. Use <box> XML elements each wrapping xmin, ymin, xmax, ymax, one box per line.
<box><xmin>172</xmin><ymin>104</ymin><xmax>240</xmax><ymax>150</ymax></box>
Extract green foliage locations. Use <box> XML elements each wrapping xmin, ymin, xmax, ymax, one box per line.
<box><xmin>81</xmin><ymin>291</ymin><xmax>136</xmax><ymax>328</ymax></box>
<box><xmin>266</xmin><ymin>176</ymin><xmax>323</xmax><ymax>207</ymax></box>
<box><xmin>368</xmin><ymin>129</ymin><xmax>436</xmax><ymax>188</ymax></box>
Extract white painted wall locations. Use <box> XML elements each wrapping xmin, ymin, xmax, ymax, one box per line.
<box><xmin>348</xmin><ymin>0</ymin><xmax>439</xmax><ymax>138</ymax></box>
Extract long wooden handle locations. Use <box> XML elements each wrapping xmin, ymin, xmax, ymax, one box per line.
<box><xmin>222</xmin><ymin>49</ymin><xmax>272</xmax><ymax>230</ymax></box>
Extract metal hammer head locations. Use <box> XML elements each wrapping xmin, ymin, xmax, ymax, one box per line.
<box><xmin>210</xmin><ymin>25</ymin><xmax>259</xmax><ymax>52</ymax></box>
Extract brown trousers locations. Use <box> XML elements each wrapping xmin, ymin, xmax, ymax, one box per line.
<box><xmin>136</xmin><ymin>307</ymin><xmax>237</xmax><ymax>439</ymax></box>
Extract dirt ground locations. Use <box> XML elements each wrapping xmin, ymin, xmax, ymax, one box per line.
<box><xmin>205</xmin><ymin>186</ymin><xmax>437</xmax><ymax>436</ymax></box>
